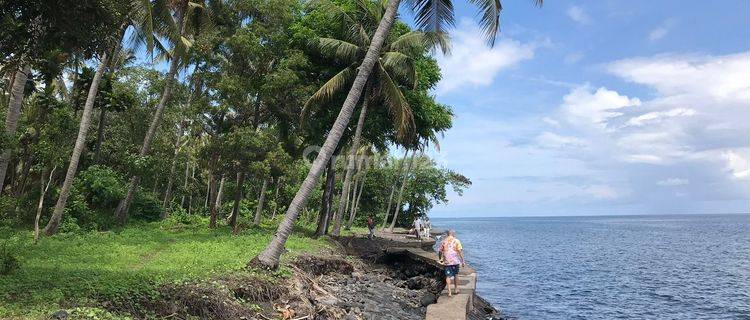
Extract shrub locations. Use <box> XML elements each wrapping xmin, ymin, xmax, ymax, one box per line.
<box><xmin>0</xmin><ymin>242</ymin><xmax>20</xmax><ymax>275</ymax></box>
<box><xmin>130</xmin><ymin>190</ymin><xmax>162</xmax><ymax>222</ymax></box>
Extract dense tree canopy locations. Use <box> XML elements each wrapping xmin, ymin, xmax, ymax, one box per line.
<box><xmin>0</xmin><ymin>0</ymin><xmax>470</xmax><ymax>247</ymax></box>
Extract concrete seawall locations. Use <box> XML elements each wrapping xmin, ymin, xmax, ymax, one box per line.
<box><xmin>384</xmin><ymin>246</ymin><xmax>478</xmax><ymax>320</ymax></box>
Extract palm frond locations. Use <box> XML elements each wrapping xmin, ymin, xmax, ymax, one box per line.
<box><xmin>301</xmin><ymin>65</ymin><xmax>358</xmax><ymax>125</ymax></box>
<box><xmin>185</xmin><ymin>1</ymin><xmax>213</xmax><ymax>38</ymax></box>
<box><xmin>381</xmin><ymin>52</ymin><xmax>416</xmax><ymax>89</ymax></box>
<box><xmin>313</xmin><ymin>38</ymin><xmax>361</xmax><ymax>64</ymax></box>
<box><xmin>389</xmin><ymin>31</ymin><xmax>450</xmax><ymax>54</ymax></box>
<box><xmin>152</xmin><ymin>0</ymin><xmax>180</xmax><ymax>44</ymax></box>
<box><xmin>467</xmin><ymin>0</ymin><xmax>501</xmax><ymax>46</ymax></box>
<box><xmin>307</xmin><ymin>0</ymin><xmax>357</xmax><ymax>30</ymax></box>
<box><xmin>128</xmin><ymin>0</ymin><xmax>156</xmax><ymax>53</ymax></box>
<box><xmin>376</xmin><ymin>62</ymin><xmax>415</xmax><ymax>142</ymax></box>
<box><xmin>406</xmin><ymin>0</ymin><xmax>456</xmax><ymax>41</ymax></box>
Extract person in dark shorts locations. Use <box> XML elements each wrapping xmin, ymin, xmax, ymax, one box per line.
<box><xmin>367</xmin><ymin>216</ymin><xmax>375</xmax><ymax>239</ymax></box>
<box><xmin>438</xmin><ymin>230</ymin><xmax>465</xmax><ymax>296</ymax></box>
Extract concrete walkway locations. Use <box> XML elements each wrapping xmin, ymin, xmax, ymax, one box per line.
<box><xmin>374</xmin><ymin>230</ymin><xmax>478</xmax><ymax>320</ymax></box>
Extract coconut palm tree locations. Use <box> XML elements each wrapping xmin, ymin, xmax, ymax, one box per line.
<box><xmin>302</xmin><ymin>0</ymin><xmax>441</xmax><ymax>236</ymax></box>
<box><xmin>253</xmin><ymin>0</ymin><xmax>543</xmax><ymax>269</ymax></box>
<box><xmin>0</xmin><ymin>65</ymin><xmax>31</xmax><ymax>194</ymax></box>
<box><xmin>115</xmin><ymin>0</ymin><xmax>212</xmax><ymax>225</ymax></box>
<box><xmin>43</xmin><ymin>0</ymin><xmax>176</xmax><ymax>235</ymax></box>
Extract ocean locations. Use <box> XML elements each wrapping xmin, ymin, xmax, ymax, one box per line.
<box><xmin>433</xmin><ymin>214</ymin><xmax>750</xmax><ymax>320</ymax></box>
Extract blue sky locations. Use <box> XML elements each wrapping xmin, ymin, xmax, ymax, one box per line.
<box><xmin>420</xmin><ymin>0</ymin><xmax>750</xmax><ymax>217</ymax></box>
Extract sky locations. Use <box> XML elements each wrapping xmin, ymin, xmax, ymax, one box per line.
<box><xmin>418</xmin><ymin>0</ymin><xmax>750</xmax><ymax>217</ymax></box>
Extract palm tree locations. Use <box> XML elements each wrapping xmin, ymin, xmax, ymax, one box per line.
<box><xmin>115</xmin><ymin>0</ymin><xmax>212</xmax><ymax>225</ymax></box>
<box><xmin>302</xmin><ymin>0</ymin><xmax>442</xmax><ymax>236</ymax></box>
<box><xmin>388</xmin><ymin>149</ymin><xmax>419</xmax><ymax>231</ymax></box>
<box><xmin>0</xmin><ymin>65</ymin><xmax>31</xmax><ymax>194</ymax></box>
<box><xmin>253</xmin><ymin>0</ymin><xmax>543</xmax><ymax>269</ymax></box>
<box><xmin>382</xmin><ymin>149</ymin><xmax>408</xmax><ymax>230</ymax></box>
<box><xmin>44</xmin><ymin>0</ymin><xmax>174</xmax><ymax>235</ymax></box>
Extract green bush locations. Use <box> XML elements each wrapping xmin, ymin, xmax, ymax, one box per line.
<box><xmin>0</xmin><ymin>242</ymin><xmax>20</xmax><ymax>275</ymax></box>
<box><xmin>131</xmin><ymin>190</ymin><xmax>162</xmax><ymax>222</ymax></box>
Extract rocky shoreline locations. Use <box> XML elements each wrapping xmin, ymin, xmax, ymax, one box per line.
<box><xmin>48</xmin><ymin>234</ymin><xmax>501</xmax><ymax>320</ymax></box>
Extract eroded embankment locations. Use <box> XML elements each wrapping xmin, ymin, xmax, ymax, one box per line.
<box><xmin>51</xmin><ymin>235</ymin><xmax>499</xmax><ymax>320</ymax></box>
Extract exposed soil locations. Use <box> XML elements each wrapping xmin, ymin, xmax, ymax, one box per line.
<box><xmin>60</xmin><ymin>236</ymin><xmax>503</xmax><ymax>319</ymax></box>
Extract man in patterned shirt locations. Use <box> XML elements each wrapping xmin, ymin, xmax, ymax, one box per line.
<box><xmin>438</xmin><ymin>230</ymin><xmax>465</xmax><ymax>296</ymax></box>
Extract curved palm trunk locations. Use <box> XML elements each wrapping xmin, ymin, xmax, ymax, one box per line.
<box><xmin>271</xmin><ymin>176</ymin><xmax>283</xmax><ymax>219</ymax></box>
<box><xmin>314</xmin><ymin>158</ymin><xmax>336</xmax><ymax>237</ymax></box>
<box><xmin>253</xmin><ymin>177</ymin><xmax>269</xmax><ymax>225</ymax></box>
<box><xmin>331</xmin><ymin>84</ymin><xmax>371</xmax><ymax>235</ymax></box>
<box><xmin>252</xmin><ymin>0</ymin><xmax>401</xmax><ymax>269</ymax></box>
<box><xmin>0</xmin><ymin>65</ymin><xmax>31</xmax><ymax>194</ymax></box>
<box><xmin>347</xmin><ymin>167</ymin><xmax>367</xmax><ymax>229</ymax></box>
<box><xmin>44</xmin><ymin>52</ymin><xmax>111</xmax><ymax>235</ymax></box>
<box><xmin>214</xmin><ymin>175</ymin><xmax>225</xmax><ymax>214</ymax></box>
<box><xmin>382</xmin><ymin>150</ymin><xmax>409</xmax><ymax>230</ymax></box>
<box><xmin>94</xmin><ymin>107</ymin><xmax>107</xmax><ymax>161</ymax></box>
<box><xmin>34</xmin><ymin>166</ymin><xmax>56</xmax><ymax>244</ymax></box>
<box><xmin>115</xmin><ymin>8</ymin><xmax>186</xmax><ymax>225</ymax></box>
<box><xmin>180</xmin><ymin>161</ymin><xmax>190</xmax><ymax>207</ymax></box>
<box><xmin>162</xmin><ymin>125</ymin><xmax>187</xmax><ymax>218</ymax></box>
<box><xmin>388</xmin><ymin>151</ymin><xmax>416</xmax><ymax>232</ymax></box>
<box><xmin>229</xmin><ymin>171</ymin><xmax>245</xmax><ymax>231</ymax></box>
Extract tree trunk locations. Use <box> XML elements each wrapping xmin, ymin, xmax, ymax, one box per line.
<box><xmin>188</xmin><ymin>164</ymin><xmax>195</xmax><ymax>214</ymax></box>
<box><xmin>162</xmin><ymin>125</ymin><xmax>186</xmax><ymax>218</ymax></box>
<box><xmin>253</xmin><ymin>177</ymin><xmax>269</xmax><ymax>225</ymax></box>
<box><xmin>34</xmin><ymin>166</ymin><xmax>56</xmax><ymax>244</ymax></box>
<box><xmin>229</xmin><ymin>171</ymin><xmax>245</xmax><ymax>230</ymax></box>
<box><xmin>271</xmin><ymin>176</ymin><xmax>282</xmax><ymax>219</ymax></box>
<box><xmin>44</xmin><ymin>51</ymin><xmax>111</xmax><ymax>235</ymax></box>
<box><xmin>331</xmin><ymin>84</ymin><xmax>371</xmax><ymax>235</ymax></box>
<box><xmin>180</xmin><ymin>161</ymin><xmax>190</xmax><ymax>208</ymax></box>
<box><xmin>115</xmin><ymin>5</ymin><xmax>187</xmax><ymax>225</ymax></box>
<box><xmin>94</xmin><ymin>107</ymin><xmax>106</xmax><ymax>161</ymax></box>
<box><xmin>0</xmin><ymin>65</ymin><xmax>31</xmax><ymax>194</ymax></box>
<box><xmin>214</xmin><ymin>175</ymin><xmax>225</xmax><ymax>215</ymax></box>
<box><xmin>253</xmin><ymin>0</ymin><xmax>401</xmax><ymax>268</ymax></box>
<box><xmin>382</xmin><ymin>150</ymin><xmax>409</xmax><ymax>230</ymax></box>
<box><xmin>347</xmin><ymin>167</ymin><xmax>367</xmax><ymax>229</ymax></box>
<box><xmin>388</xmin><ymin>150</ymin><xmax>416</xmax><ymax>232</ymax></box>
<box><xmin>207</xmin><ymin>152</ymin><xmax>219</xmax><ymax>228</ymax></box>
<box><xmin>314</xmin><ymin>158</ymin><xmax>336</xmax><ymax>237</ymax></box>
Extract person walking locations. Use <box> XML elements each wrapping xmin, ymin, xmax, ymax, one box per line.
<box><xmin>367</xmin><ymin>216</ymin><xmax>376</xmax><ymax>239</ymax></box>
<box><xmin>413</xmin><ymin>216</ymin><xmax>422</xmax><ymax>239</ymax></box>
<box><xmin>422</xmin><ymin>217</ymin><xmax>431</xmax><ymax>238</ymax></box>
<box><xmin>438</xmin><ymin>230</ymin><xmax>465</xmax><ymax>296</ymax></box>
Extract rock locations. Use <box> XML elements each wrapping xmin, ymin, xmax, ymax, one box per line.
<box><xmin>419</xmin><ymin>292</ymin><xmax>437</xmax><ymax>306</ymax></box>
<box><xmin>50</xmin><ymin>310</ymin><xmax>68</xmax><ymax>320</ymax></box>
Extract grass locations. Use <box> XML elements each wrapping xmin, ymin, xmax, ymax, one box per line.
<box><xmin>0</xmin><ymin>217</ymin><xmax>329</xmax><ymax>318</ymax></box>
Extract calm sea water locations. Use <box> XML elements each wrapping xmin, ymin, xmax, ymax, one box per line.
<box><xmin>433</xmin><ymin>214</ymin><xmax>750</xmax><ymax>320</ymax></box>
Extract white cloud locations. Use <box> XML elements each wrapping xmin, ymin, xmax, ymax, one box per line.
<box><xmin>724</xmin><ymin>150</ymin><xmax>750</xmax><ymax>180</ymax></box>
<box><xmin>648</xmin><ymin>19</ymin><xmax>676</xmax><ymax>42</ymax></box>
<box><xmin>648</xmin><ymin>27</ymin><xmax>669</xmax><ymax>41</ymax></box>
<box><xmin>657</xmin><ymin>178</ymin><xmax>689</xmax><ymax>186</ymax></box>
<box><xmin>560</xmin><ymin>86</ymin><xmax>641</xmax><ymax>129</ymax></box>
<box><xmin>623</xmin><ymin>108</ymin><xmax>695</xmax><ymax>127</ymax></box>
<box><xmin>567</xmin><ymin>6</ymin><xmax>592</xmax><ymax>25</ymax></box>
<box><xmin>542</xmin><ymin>117</ymin><xmax>560</xmax><ymax>126</ymax></box>
<box><xmin>434</xmin><ymin>20</ymin><xmax>538</xmax><ymax>94</ymax></box>
<box><xmin>607</xmin><ymin>52</ymin><xmax>750</xmax><ymax>101</ymax></box>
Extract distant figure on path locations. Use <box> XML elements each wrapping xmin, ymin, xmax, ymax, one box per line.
<box><xmin>422</xmin><ymin>217</ymin><xmax>431</xmax><ymax>238</ymax></box>
<box><xmin>367</xmin><ymin>216</ymin><xmax>375</xmax><ymax>239</ymax></box>
<box><xmin>413</xmin><ymin>217</ymin><xmax>422</xmax><ymax>239</ymax></box>
<box><xmin>438</xmin><ymin>230</ymin><xmax>465</xmax><ymax>296</ymax></box>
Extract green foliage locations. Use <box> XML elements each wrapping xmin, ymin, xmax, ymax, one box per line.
<box><xmin>0</xmin><ymin>241</ymin><xmax>21</xmax><ymax>275</ymax></box>
<box><xmin>0</xmin><ymin>223</ymin><xmax>328</xmax><ymax>317</ymax></box>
